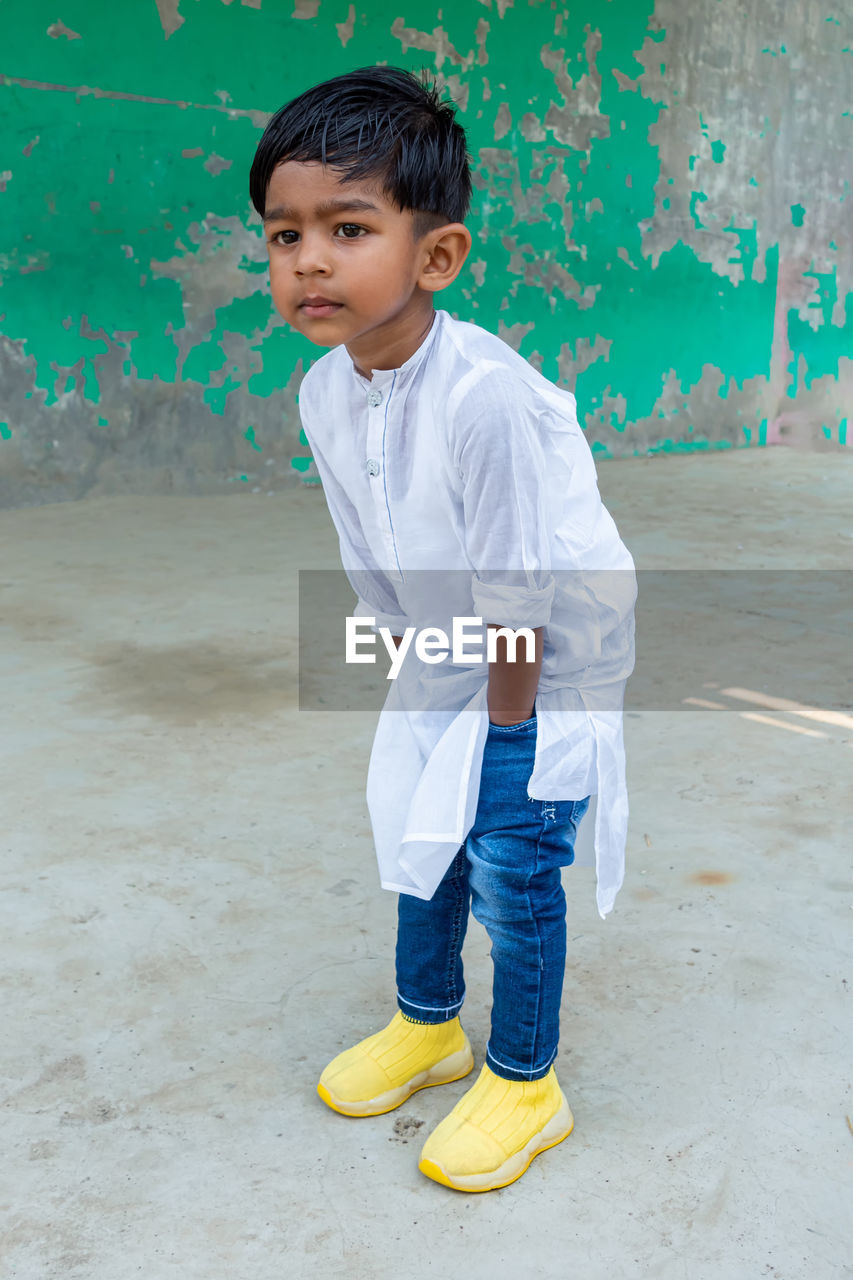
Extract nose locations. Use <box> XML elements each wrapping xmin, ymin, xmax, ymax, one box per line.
<box><xmin>293</xmin><ymin>229</ymin><xmax>330</xmax><ymax>276</ymax></box>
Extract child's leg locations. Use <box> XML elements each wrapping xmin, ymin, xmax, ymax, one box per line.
<box><xmin>395</xmin><ymin>845</ymin><xmax>471</xmax><ymax>1023</ymax></box>
<box><xmin>465</xmin><ymin>716</ymin><xmax>590</xmax><ymax>1081</ymax></box>
<box><xmin>317</xmin><ymin>846</ymin><xmax>474</xmax><ymax>1116</ymax></box>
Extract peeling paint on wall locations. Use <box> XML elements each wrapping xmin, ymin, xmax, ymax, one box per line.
<box><xmin>0</xmin><ymin>0</ymin><xmax>850</xmax><ymax>508</ymax></box>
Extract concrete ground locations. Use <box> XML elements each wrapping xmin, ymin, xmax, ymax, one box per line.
<box><xmin>1</xmin><ymin>446</ymin><xmax>851</xmax><ymax>1280</ymax></box>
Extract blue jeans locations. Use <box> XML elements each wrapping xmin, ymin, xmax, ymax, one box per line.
<box><xmin>395</xmin><ymin>710</ymin><xmax>591</xmax><ymax>1082</ymax></box>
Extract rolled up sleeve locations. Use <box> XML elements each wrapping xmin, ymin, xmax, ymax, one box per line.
<box><xmin>451</xmin><ymin>367</ymin><xmax>556</xmax><ymax>630</ymax></box>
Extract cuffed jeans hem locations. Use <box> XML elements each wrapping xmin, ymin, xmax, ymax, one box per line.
<box><xmin>485</xmin><ymin>1043</ymin><xmax>559</xmax><ymax>1082</ymax></box>
<box><xmin>397</xmin><ymin>990</ymin><xmax>465</xmax><ymax>1023</ymax></box>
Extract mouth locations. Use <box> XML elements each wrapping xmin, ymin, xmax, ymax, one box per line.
<box><xmin>299</xmin><ymin>301</ymin><xmax>343</xmax><ymax>318</ymax></box>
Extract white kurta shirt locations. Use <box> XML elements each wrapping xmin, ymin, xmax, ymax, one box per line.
<box><xmin>297</xmin><ymin>307</ymin><xmax>637</xmax><ymax>919</ymax></box>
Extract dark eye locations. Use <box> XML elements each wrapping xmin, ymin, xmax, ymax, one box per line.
<box><xmin>271</xmin><ymin>230</ymin><xmax>296</xmax><ymax>246</ymax></box>
<box><xmin>336</xmin><ymin>224</ymin><xmax>366</xmax><ymax>238</ymax></box>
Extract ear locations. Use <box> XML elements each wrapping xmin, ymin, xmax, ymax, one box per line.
<box><xmin>417</xmin><ymin>223</ymin><xmax>472</xmax><ymax>293</ymax></box>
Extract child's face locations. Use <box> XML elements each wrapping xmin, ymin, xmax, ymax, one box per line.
<box><xmin>262</xmin><ymin>160</ymin><xmax>440</xmax><ymax>347</ymax></box>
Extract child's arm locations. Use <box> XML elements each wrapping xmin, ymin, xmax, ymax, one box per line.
<box><xmin>386</xmin><ymin>628</ymin><xmax>541</xmax><ymax>723</ymax></box>
<box><xmin>484</xmin><ymin>623</ymin><xmax>543</xmax><ymax>725</ymax></box>
<box><xmin>389</xmin><ymin>623</ymin><xmax>541</xmax><ymax>721</ymax></box>
<box><xmin>450</xmin><ymin>369</ymin><xmax>556</xmax><ymax>725</ymax></box>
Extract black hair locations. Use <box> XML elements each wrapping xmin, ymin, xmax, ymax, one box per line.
<box><xmin>249</xmin><ymin>65</ymin><xmax>472</xmax><ymax>239</ymax></box>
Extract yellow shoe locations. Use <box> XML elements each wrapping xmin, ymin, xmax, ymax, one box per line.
<box><xmin>418</xmin><ymin>1062</ymin><xmax>573</xmax><ymax>1192</ymax></box>
<box><xmin>317</xmin><ymin>1011</ymin><xmax>474</xmax><ymax>1117</ymax></box>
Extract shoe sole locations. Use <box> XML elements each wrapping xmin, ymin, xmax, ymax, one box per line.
<box><xmin>417</xmin><ymin>1095</ymin><xmax>574</xmax><ymax>1192</ymax></box>
<box><xmin>316</xmin><ymin>1040</ymin><xmax>475</xmax><ymax>1117</ymax></box>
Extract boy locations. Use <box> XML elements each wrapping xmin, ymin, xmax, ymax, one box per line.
<box><xmin>249</xmin><ymin>65</ymin><xmax>636</xmax><ymax>1193</ymax></box>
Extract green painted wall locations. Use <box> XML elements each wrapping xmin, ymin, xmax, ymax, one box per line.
<box><xmin>0</xmin><ymin>1</ymin><xmax>850</xmax><ymax>507</ymax></box>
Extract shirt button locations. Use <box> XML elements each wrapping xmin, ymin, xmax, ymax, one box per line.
<box><xmin>366</xmin><ymin>458</ymin><xmax>380</xmax><ymax>477</ymax></box>
<box><xmin>367</xmin><ymin>389</ymin><xmax>383</xmax><ymax>407</ymax></box>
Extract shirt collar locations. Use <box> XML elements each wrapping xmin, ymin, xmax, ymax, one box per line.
<box><xmin>349</xmin><ymin>309</ymin><xmax>443</xmax><ymax>391</ymax></box>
